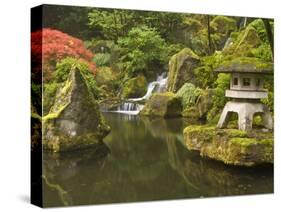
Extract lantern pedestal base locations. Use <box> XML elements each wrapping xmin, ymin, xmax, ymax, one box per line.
<box><xmin>217</xmin><ymin>101</ymin><xmax>273</xmax><ymax>131</ymax></box>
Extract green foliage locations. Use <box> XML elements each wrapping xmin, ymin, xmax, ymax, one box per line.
<box><xmin>88</xmin><ymin>9</ymin><xmax>134</xmax><ymax>41</ymax></box>
<box><xmin>165</xmin><ymin>43</ymin><xmax>185</xmax><ymax>59</ymax></box>
<box><xmin>251</xmin><ymin>43</ymin><xmax>272</xmax><ymax>61</ymax></box>
<box><xmin>261</xmin><ymin>75</ymin><xmax>274</xmax><ymax>111</ymax></box>
<box><xmin>121</xmin><ymin>75</ymin><xmax>148</xmax><ymax>99</ymax></box>
<box><xmin>96</xmin><ymin>67</ymin><xmax>115</xmax><ymax>85</ymax></box>
<box><xmin>55</xmin><ymin>57</ymin><xmax>100</xmax><ymax>99</ymax></box>
<box><xmin>207</xmin><ymin>73</ymin><xmax>231</xmax><ymax>122</ymax></box>
<box><xmin>31</xmin><ymin>83</ymin><xmax>42</xmax><ymax>116</ymax></box>
<box><xmin>84</xmin><ymin>39</ymin><xmax>115</xmax><ymax>53</ymax></box>
<box><xmin>249</xmin><ymin>19</ymin><xmax>269</xmax><ymax>42</ymax></box>
<box><xmin>210</xmin><ymin>16</ymin><xmax>236</xmax><ymax>34</ymax></box>
<box><xmin>118</xmin><ymin>26</ymin><xmax>167</xmax><ymax>77</ymax></box>
<box><xmin>190</xmin><ymin>29</ymin><xmax>209</xmax><ymax>56</ymax></box>
<box><xmin>43</xmin><ymin>5</ymin><xmax>94</xmax><ymax>39</ymax></box>
<box><xmin>176</xmin><ymin>83</ymin><xmax>202</xmax><ymax>109</ymax></box>
<box><xmin>43</xmin><ymin>82</ymin><xmax>60</xmax><ymax>115</ymax></box>
<box><xmin>194</xmin><ymin>52</ymin><xmax>224</xmax><ymax>88</ymax></box>
<box><xmin>92</xmin><ymin>53</ymin><xmax>111</xmax><ymax>67</ymax></box>
<box><xmin>223</xmin><ymin>19</ymin><xmax>273</xmax><ymax>62</ymax></box>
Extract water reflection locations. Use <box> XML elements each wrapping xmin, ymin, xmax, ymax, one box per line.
<box><xmin>43</xmin><ymin>113</ymin><xmax>273</xmax><ymax>207</ymax></box>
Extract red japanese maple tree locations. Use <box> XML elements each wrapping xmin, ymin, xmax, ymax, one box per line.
<box><xmin>31</xmin><ymin>28</ymin><xmax>96</xmax><ymax>82</ymax></box>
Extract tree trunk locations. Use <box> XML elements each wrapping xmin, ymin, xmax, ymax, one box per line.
<box><xmin>262</xmin><ymin>19</ymin><xmax>274</xmax><ymax>59</ymax></box>
<box><xmin>207</xmin><ymin>15</ymin><xmax>213</xmax><ymax>55</ymax></box>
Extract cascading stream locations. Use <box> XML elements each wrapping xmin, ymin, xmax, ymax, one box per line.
<box><xmin>114</xmin><ymin>72</ymin><xmax>168</xmax><ymax>115</ymax></box>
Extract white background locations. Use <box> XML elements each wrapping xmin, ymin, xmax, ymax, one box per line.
<box><xmin>0</xmin><ymin>0</ymin><xmax>280</xmax><ymax>211</ymax></box>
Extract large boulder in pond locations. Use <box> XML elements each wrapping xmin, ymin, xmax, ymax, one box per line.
<box><xmin>183</xmin><ymin>125</ymin><xmax>273</xmax><ymax>166</ymax></box>
<box><xmin>120</xmin><ymin>75</ymin><xmax>147</xmax><ymax>99</ymax></box>
<box><xmin>167</xmin><ymin>48</ymin><xmax>200</xmax><ymax>92</ymax></box>
<box><xmin>43</xmin><ymin>68</ymin><xmax>110</xmax><ymax>152</ymax></box>
<box><xmin>140</xmin><ymin>92</ymin><xmax>182</xmax><ymax>117</ymax></box>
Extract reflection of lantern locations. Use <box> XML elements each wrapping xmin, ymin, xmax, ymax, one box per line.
<box><xmin>215</xmin><ymin>58</ymin><xmax>273</xmax><ymax>131</ymax></box>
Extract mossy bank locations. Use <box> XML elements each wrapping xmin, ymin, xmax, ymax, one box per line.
<box><xmin>183</xmin><ymin>125</ymin><xmax>273</xmax><ymax>166</ymax></box>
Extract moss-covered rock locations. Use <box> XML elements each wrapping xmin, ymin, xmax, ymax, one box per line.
<box><xmin>182</xmin><ymin>107</ymin><xmax>201</xmax><ymax>121</ymax></box>
<box><xmin>140</xmin><ymin>92</ymin><xmax>182</xmax><ymax>117</ymax></box>
<box><xmin>120</xmin><ymin>75</ymin><xmax>147</xmax><ymax>99</ymax></box>
<box><xmin>223</xmin><ymin>25</ymin><xmax>261</xmax><ymax>57</ymax></box>
<box><xmin>43</xmin><ymin>82</ymin><xmax>60</xmax><ymax>115</ymax></box>
<box><xmin>167</xmin><ymin>48</ymin><xmax>200</xmax><ymax>92</ymax></box>
<box><xmin>43</xmin><ymin>68</ymin><xmax>110</xmax><ymax>152</ymax></box>
<box><xmin>183</xmin><ymin>125</ymin><xmax>273</xmax><ymax>166</ymax></box>
<box><xmin>31</xmin><ymin>103</ymin><xmax>42</xmax><ymax>151</ymax></box>
<box><xmin>98</xmin><ymin>97</ymin><xmax>122</xmax><ymax>111</ymax></box>
<box><xmin>210</xmin><ymin>16</ymin><xmax>237</xmax><ymax>50</ymax></box>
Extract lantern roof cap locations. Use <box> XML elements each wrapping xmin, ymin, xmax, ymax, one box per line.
<box><xmin>215</xmin><ymin>57</ymin><xmax>273</xmax><ymax>74</ymax></box>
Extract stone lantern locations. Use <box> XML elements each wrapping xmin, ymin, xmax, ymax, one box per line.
<box><xmin>215</xmin><ymin>58</ymin><xmax>273</xmax><ymax>131</ymax></box>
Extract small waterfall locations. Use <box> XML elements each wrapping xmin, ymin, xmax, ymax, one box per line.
<box><xmin>115</xmin><ymin>102</ymin><xmax>144</xmax><ymax>115</ymax></box>
<box><xmin>128</xmin><ymin>72</ymin><xmax>168</xmax><ymax>102</ymax></box>
<box><xmin>223</xmin><ymin>37</ymin><xmax>233</xmax><ymax>50</ymax></box>
<box><xmin>114</xmin><ymin>72</ymin><xmax>168</xmax><ymax>115</ymax></box>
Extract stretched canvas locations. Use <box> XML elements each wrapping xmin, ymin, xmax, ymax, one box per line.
<box><xmin>31</xmin><ymin>4</ymin><xmax>274</xmax><ymax>208</ymax></box>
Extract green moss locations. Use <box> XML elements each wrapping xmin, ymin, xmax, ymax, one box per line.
<box><xmin>55</xmin><ymin>57</ymin><xmax>101</xmax><ymax>99</ymax></box>
<box><xmin>184</xmin><ymin>125</ymin><xmax>216</xmax><ymax>134</ymax></box>
<box><xmin>42</xmin><ymin>105</ymin><xmax>66</xmax><ymax>122</ymax></box>
<box><xmin>226</xmin><ymin>129</ymin><xmax>248</xmax><ymax>138</ymax></box>
<box><xmin>167</xmin><ymin>48</ymin><xmax>200</xmax><ymax>92</ymax></box>
<box><xmin>219</xmin><ymin>57</ymin><xmax>273</xmax><ymax>72</ymax></box>
<box><xmin>43</xmin><ymin>74</ymin><xmax>74</xmax><ymax>123</ymax></box>
<box><xmin>121</xmin><ymin>75</ymin><xmax>147</xmax><ymax>99</ymax></box>
<box><xmin>140</xmin><ymin>92</ymin><xmax>182</xmax><ymax>117</ymax></box>
<box><xmin>210</xmin><ymin>16</ymin><xmax>236</xmax><ymax>33</ymax></box>
<box><xmin>223</xmin><ymin>27</ymin><xmax>255</xmax><ymax>55</ymax></box>
<box><xmin>249</xmin><ymin>19</ymin><xmax>270</xmax><ymax>42</ymax></box>
<box><xmin>183</xmin><ymin>125</ymin><xmax>273</xmax><ymax>166</ymax></box>
<box><xmin>43</xmin><ymin>68</ymin><xmax>110</xmax><ymax>152</ymax></box>
<box><xmin>184</xmin><ymin>125</ymin><xmax>216</xmax><ymax>143</ymax></box>
<box><xmin>31</xmin><ymin>112</ymin><xmax>41</xmax><ymax>121</ymax></box>
<box><xmin>182</xmin><ymin>107</ymin><xmax>200</xmax><ymax>119</ymax></box>
<box><xmin>43</xmin><ymin>82</ymin><xmax>60</xmax><ymax>115</ymax></box>
<box><xmin>230</xmin><ymin>137</ymin><xmax>273</xmax><ymax>148</ymax></box>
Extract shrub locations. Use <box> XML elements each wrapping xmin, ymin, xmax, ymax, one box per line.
<box><xmin>207</xmin><ymin>73</ymin><xmax>230</xmax><ymax>123</ymax></box>
<box><xmin>43</xmin><ymin>82</ymin><xmax>59</xmax><ymax>115</ymax></box>
<box><xmin>55</xmin><ymin>57</ymin><xmax>100</xmax><ymax>99</ymax></box>
<box><xmin>93</xmin><ymin>53</ymin><xmax>111</xmax><ymax>67</ymax></box>
<box><xmin>251</xmin><ymin>43</ymin><xmax>272</xmax><ymax>61</ymax></box>
<box><xmin>95</xmin><ymin>67</ymin><xmax>115</xmax><ymax>85</ymax></box>
<box><xmin>249</xmin><ymin>19</ymin><xmax>269</xmax><ymax>42</ymax></box>
<box><xmin>176</xmin><ymin>83</ymin><xmax>202</xmax><ymax>109</ymax></box>
<box><xmin>31</xmin><ymin>28</ymin><xmax>96</xmax><ymax>82</ymax></box>
<box><xmin>118</xmin><ymin>26</ymin><xmax>167</xmax><ymax>77</ymax></box>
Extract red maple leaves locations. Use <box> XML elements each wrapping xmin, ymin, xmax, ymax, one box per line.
<box><xmin>31</xmin><ymin>28</ymin><xmax>96</xmax><ymax>82</ymax></box>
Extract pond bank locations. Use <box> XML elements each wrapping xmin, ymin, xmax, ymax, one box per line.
<box><xmin>183</xmin><ymin>125</ymin><xmax>273</xmax><ymax>166</ymax></box>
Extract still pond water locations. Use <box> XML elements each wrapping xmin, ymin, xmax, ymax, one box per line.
<box><xmin>43</xmin><ymin>113</ymin><xmax>273</xmax><ymax>207</ymax></box>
